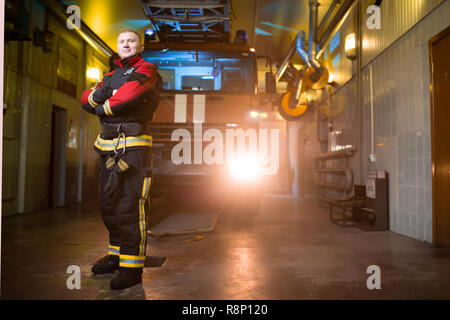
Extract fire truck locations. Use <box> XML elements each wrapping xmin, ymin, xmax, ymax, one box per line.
<box><xmin>140</xmin><ymin>0</ymin><xmax>280</xmax><ymax>213</ymax></box>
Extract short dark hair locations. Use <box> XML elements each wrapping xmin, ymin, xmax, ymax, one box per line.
<box><xmin>118</xmin><ymin>29</ymin><xmax>142</xmax><ymax>44</ymax></box>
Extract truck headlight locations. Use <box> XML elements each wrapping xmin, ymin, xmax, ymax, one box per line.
<box><xmin>228</xmin><ymin>157</ymin><xmax>260</xmax><ymax>181</ymax></box>
<box><xmin>249</xmin><ymin>111</ymin><xmax>259</xmax><ymax>119</ymax></box>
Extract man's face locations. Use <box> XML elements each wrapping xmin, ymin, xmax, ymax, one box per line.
<box><xmin>117</xmin><ymin>32</ymin><xmax>143</xmax><ymax>59</ymax></box>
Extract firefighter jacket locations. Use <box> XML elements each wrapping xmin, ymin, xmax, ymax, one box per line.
<box><xmin>81</xmin><ymin>54</ymin><xmax>160</xmax><ymax>154</ymax></box>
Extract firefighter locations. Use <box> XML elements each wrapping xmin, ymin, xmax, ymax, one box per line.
<box><xmin>81</xmin><ymin>30</ymin><xmax>160</xmax><ymax>289</ymax></box>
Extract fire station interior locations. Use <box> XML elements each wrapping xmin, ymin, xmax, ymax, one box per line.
<box><xmin>1</xmin><ymin>0</ymin><xmax>450</xmax><ymax>300</ymax></box>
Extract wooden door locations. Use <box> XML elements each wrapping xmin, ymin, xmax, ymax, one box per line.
<box><xmin>430</xmin><ymin>27</ymin><xmax>450</xmax><ymax>249</ymax></box>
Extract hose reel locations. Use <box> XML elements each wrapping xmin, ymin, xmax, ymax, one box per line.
<box><xmin>276</xmin><ymin>63</ymin><xmax>309</xmax><ymax>120</ymax></box>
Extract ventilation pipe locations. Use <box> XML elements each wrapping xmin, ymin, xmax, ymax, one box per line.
<box><xmin>317</xmin><ymin>0</ymin><xmax>341</xmax><ymax>34</ymax></box>
<box><xmin>308</xmin><ymin>0</ymin><xmax>320</xmax><ymax>68</ymax></box>
<box><xmin>296</xmin><ymin>30</ymin><xmax>310</xmax><ymax>68</ymax></box>
<box><xmin>295</xmin><ymin>31</ymin><xmax>309</xmax><ymax>100</ymax></box>
<box><xmin>308</xmin><ymin>0</ymin><xmax>326</xmax><ymax>82</ymax></box>
<box><xmin>276</xmin><ymin>0</ymin><xmax>330</xmax><ymax>120</ymax></box>
<box><xmin>295</xmin><ymin>0</ymin><xmax>327</xmax><ymax>86</ymax></box>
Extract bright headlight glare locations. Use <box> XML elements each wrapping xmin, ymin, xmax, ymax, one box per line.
<box><xmin>228</xmin><ymin>157</ymin><xmax>260</xmax><ymax>181</ymax></box>
<box><xmin>250</xmin><ymin>111</ymin><xmax>259</xmax><ymax>118</ymax></box>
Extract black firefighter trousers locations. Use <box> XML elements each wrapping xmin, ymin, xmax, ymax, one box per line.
<box><xmin>99</xmin><ymin>148</ymin><xmax>152</xmax><ymax>269</ymax></box>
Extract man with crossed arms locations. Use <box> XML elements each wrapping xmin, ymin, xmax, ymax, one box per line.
<box><xmin>81</xmin><ymin>30</ymin><xmax>160</xmax><ymax>289</ymax></box>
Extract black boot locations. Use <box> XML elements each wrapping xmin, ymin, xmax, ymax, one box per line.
<box><xmin>92</xmin><ymin>255</ymin><xmax>119</xmax><ymax>274</ymax></box>
<box><xmin>110</xmin><ymin>267</ymin><xmax>143</xmax><ymax>290</ymax></box>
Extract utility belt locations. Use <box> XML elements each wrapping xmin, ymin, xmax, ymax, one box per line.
<box><xmin>101</xmin><ymin>122</ymin><xmax>146</xmax><ymax>139</ymax></box>
<box><xmin>100</xmin><ymin>122</ymin><xmax>153</xmax><ymax>198</ymax></box>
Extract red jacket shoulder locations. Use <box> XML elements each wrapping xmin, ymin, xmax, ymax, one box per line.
<box><xmin>135</xmin><ymin>61</ymin><xmax>157</xmax><ymax>76</ymax></box>
<box><xmin>138</xmin><ymin>61</ymin><xmax>156</xmax><ymax>68</ymax></box>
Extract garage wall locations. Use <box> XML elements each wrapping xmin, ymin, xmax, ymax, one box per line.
<box><xmin>287</xmin><ymin>0</ymin><xmax>450</xmax><ymax>242</ymax></box>
<box><xmin>2</xmin><ymin>1</ymin><xmax>109</xmax><ymax>216</ymax></box>
<box><xmin>361</xmin><ymin>0</ymin><xmax>446</xmax><ymax>67</ymax></box>
<box><xmin>360</xmin><ymin>0</ymin><xmax>450</xmax><ymax>242</ymax></box>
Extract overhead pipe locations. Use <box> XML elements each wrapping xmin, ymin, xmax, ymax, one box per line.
<box><xmin>295</xmin><ymin>30</ymin><xmax>310</xmax><ymax>67</ymax></box>
<box><xmin>275</xmin><ymin>42</ymin><xmax>296</xmax><ymax>82</ymax></box>
<box><xmin>307</xmin><ymin>0</ymin><xmax>327</xmax><ymax>83</ymax></box>
<box><xmin>294</xmin><ymin>0</ymin><xmax>325</xmax><ymax>72</ymax></box>
<box><xmin>277</xmin><ymin>0</ymin><xmax>327</xmax><ymax>84</ymax></box>
<box><xmin>317</xmin><ymin>0</ymin><xmax>357</xmax><ymax>59</ymax></box>
<box><xmin>308</xmin><ymin>0</ymin><xmax>321</xmax><ymax>70</ymax></box>
<box><xmin>277</xmin><ymin>0</ymin><xmax>330</xmax><ymax>102</ymax></box>
<box><xmin>293</xmin><ymin>1</ymin><xmax>327</xmax><ymax>83</ymax></box>
<box><xmin>296</xmin><ymin>0</ymin><xmax>341</xmax><ymax>69</ymax></box>
<box><xmin>318</xmin><ymin>0</ymin><xmax>355</xmax><ymax>44</ymax></box>
<box><xmin>317</xmin><ymin>0</ymin><xmax>341</xmax><ymax>35</ymax></box>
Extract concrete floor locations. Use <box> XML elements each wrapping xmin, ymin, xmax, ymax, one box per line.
<box><xmin>2</xmin><ymin>195</ymin><xmax>450</xmax><ymax>300</ymax></box>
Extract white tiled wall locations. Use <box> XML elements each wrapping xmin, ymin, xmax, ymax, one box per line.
<box><xmin>361</xmin><ymin>0</ymin><xmax>450</xmax><ymax>242</ymax></box>
<box><xmin>361</xmin><ymin>0</ymin><xmax>446</xmax><ymax>67</ymax></box>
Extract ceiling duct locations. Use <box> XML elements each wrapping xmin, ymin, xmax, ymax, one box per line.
<box><xmin>317</xmin><ymin>0</ymin><xmax>341</xmax><ymax>35</ymax></box>
<box><xmin>291</xmin><ymin>0</ymin><xmax>329</xmax><ymax>90</ymax></box>
<box><xmin>307</xmin><ymin>0</ymin><xmax>327</xmax><ymax>84</ymax></box>
<box><xmin>308</xmin><ymin>0</ymin><xmax>320</xmax><ymax>69</ymax></box>
<box><xmin>296</xmin><ymin>30</ymin><xmax>310</xmax><ymax>68</ymax></box>
<box><xmin>291</xmin><ymin>1</ymin><xmax>329</xmax><ymax>87</ymax></box>
<box><xmin>317</xmin><ymin>0</ymin><xmax>357</xmax><ymax>58</ymax></box>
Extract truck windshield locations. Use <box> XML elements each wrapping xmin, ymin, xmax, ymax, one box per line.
<box><xmin>142</xmin><ymin>50</ymin><xmax>254</xmax><ymax>93</ymax></box>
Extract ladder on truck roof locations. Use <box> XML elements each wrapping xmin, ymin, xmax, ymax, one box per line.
<box><xmin>140</xmin><ymin>0</ymin><xmax>231</xmax><ymax>44</ymax></box>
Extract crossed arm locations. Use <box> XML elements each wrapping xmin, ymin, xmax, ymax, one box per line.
<box><xmin>81</xmin><ymin>63</ymin><xmax>159</xmax><ymax>117</ymax></box>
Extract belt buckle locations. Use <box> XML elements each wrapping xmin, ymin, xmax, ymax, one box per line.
<box><xmin>113</xmin><ymin>132</ymin><xmax>126</xmax><ymax>154</ymax></box>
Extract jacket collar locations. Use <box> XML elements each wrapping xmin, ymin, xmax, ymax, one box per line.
<box><xmin>114</xmin><ymin>54</ymin><xmax>142</xmax><ymax>69</ymax></box>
